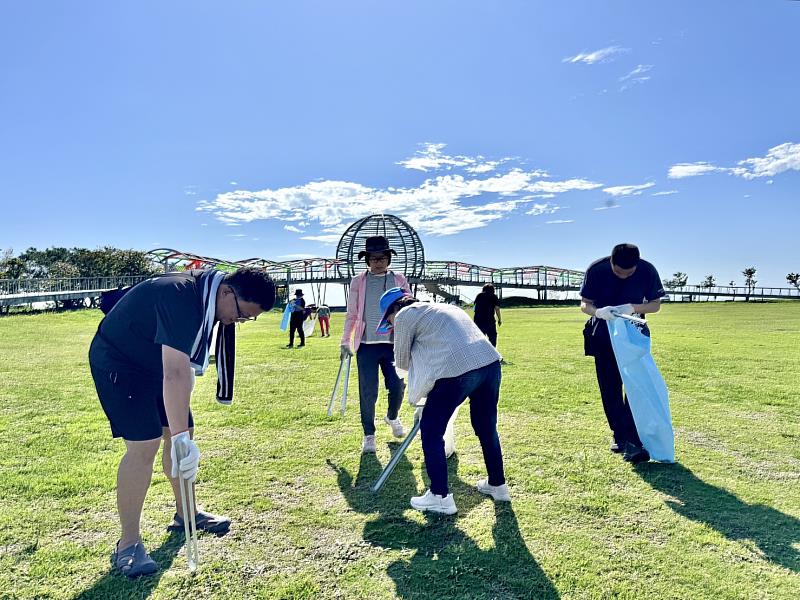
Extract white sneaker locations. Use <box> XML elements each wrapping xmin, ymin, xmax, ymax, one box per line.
<box><xmin>384</xmin><ymin>416</ymin><xmax>405</xmax><ymax>438</ymax></box>
<box><xmin>476</xmin><ymin>479</ymin><xmax>511</xmax><ymax>502</ymax></box>
<box><xmin>409</xmin><ymin>490</ymin><xmax>457</xmax><ymax>515</ymax></box>
<box><xmin>362</xmin><ymin>435</ymin><xmax>376</xmax><ymax>453</ymax></box>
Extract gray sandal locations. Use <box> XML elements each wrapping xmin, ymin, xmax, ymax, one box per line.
<box><xmin>111</xmin><ymin>541</ymin><xmax>158</xmax><ymax>578</ymax></box>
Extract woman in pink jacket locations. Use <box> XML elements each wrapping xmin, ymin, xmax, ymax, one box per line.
<box><xmin>340</xmin><ymin>236</ymin><xmax>411</xmax><ymax>453</ymax></box>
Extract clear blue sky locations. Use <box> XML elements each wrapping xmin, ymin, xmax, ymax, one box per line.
<box><xmin>1</xmin><ymin>1</ymin><xmax>798</xmax><ymax>286</ymax></box>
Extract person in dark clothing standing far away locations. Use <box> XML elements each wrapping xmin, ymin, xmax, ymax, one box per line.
<box><xmin>341</xmin><ymin>236</ymin><xmax>411</xmax><ymax>453</ymax></box>
<box><xmin>378</xmin><ymin>287</ymin><xmax>508</xmax><ymax>515</ymax></box>
<box><xmin>286</xmin><ymin>289</ymin><xmax>306</xmax><ymax>348</ymax></box>
<box><xmin>580</xmin><ymin>243</ymin><xmax>665</xmax><ymax>464</ymax></box>
<box><xmin>473</xmin><ymin>283</ymin><xmax>502</xmax><ymax>347</ymax></box>
<box><xmin>89</xmin><ymin>267</ymin><xmax>276</xmax><ymax>577</ymax></box>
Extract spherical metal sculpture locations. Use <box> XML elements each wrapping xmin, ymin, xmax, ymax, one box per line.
<box><xmin>336</xmin><ymin>214</ymin><xmax>425</xmax><ymax>279</ymax></box>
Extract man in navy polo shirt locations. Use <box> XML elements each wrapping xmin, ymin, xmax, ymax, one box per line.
<box><xmin>579</xmin><ymin>243</ymin><xmax>665</xmax><ymax>463</ymax></box>
<box><xmin>89</xmin><ymin>267</ymin><xmax>275</xmax><ymax>577</ymax></box>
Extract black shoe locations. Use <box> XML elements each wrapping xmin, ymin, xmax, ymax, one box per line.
<box><xmin>622</xmin><ymin>442</ymin><xmax>650</xmax><ymax>464</ymax></box>
<box><xmin>285</xmin><ymin>344</ymin><xmax>294</xmax><ymax>348</ymax></box>
<box><xmin>610</xmin><ymin>438</ymin><xmax>623</xmax><ymax>454</ymax></box>
<box><xmin>167</xmin><ymin>511</ymin><xmax>231</xmax><ymax>535</ymax></box>
<box><xmin>297</xmin><ymin>343</ymin><xmax>305</xmax><ymax>348</ymax></box>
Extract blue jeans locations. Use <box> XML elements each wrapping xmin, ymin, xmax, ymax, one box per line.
<box><xmin>356</xmin><ymin>343</ymin><xmax>405</xmax><ymax>435</ymax></box>
<box><xmin>420</xmin><ymin>360</ymin><xmax>504</xmax><ymax>496</ymax></box>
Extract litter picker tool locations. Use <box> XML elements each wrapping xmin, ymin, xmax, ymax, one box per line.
<box><xmin>327</xmin><ymin>355</ymin><xmax>351</xmax><ymax>417</ymax></box>
<box><xmin>615</xmin><ymin>313</ymin><xmax>646</xmax><ymax>325</ymax></box>
<box><xmin>175</xmin><ymin>439</ymin><xmax>199</xmax><ymax>573</ymax></box>
<box><xmin>371</xmin><ymin>407</ymin><xmax>423</xmax><ymax>493</ymax></box>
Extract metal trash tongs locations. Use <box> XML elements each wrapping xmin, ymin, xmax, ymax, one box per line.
<box><xmin>327</xmin><ymin>355</ymin><xmax>352</xmax><ymax>417</ymax></box>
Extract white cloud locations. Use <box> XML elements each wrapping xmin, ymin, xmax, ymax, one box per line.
<box><xmin>602</xmin><ymin>182</ymin><xmax>655</xmax><ymax>196</ymax></box>
<box><xmin>668</xmin><ymin>143</ymin><xmax>800</xmax><ymax>180</ymax></box>
<box><xmin>284</xmin><ymin>225</ymin><xmax>303</xmax><ymax>233</ymax></box>
<box><xmin>736</xmin><ymin>142</ymin><xmax>800</xmax><ymax>179</ymax></box>
<box><xmin>563</xmin><ymin>46</ymin><xmax>628</xmax><ymax>65</ymax></box>
<box><xmin>278</xmin><ymin>253</ymin><xmax>317</xmax><ymax>259</ymax></box>
<box><xmin>397</xmin><ymin>142</ymin><xmax>474</xmax><ymax>172</ymax></box>
<box><xmin>199</xmin><ymin>171</ymin><xmax>600</xmax><ymax>241</ymax></box>
<box><xmin>619</xmin><ymin>64</ymin><xmax>652</xmax><ymax>91</ymax></box>
<box><xmin>397</xmin><ymin>143</ymin><xmax>515</xmax><ymax>175</ymax></box>
<box><xmin>230</xmin><ymin>181</ymin><xmax>238</xmax><ymax>185</ymax></box>
<box><xmin>668</xmin><ymin>162</ymin><xmax>722</xmax><ymax>179</ymax></box>
<box><xmin>546</xmin><ymin>219</ymin><xmax>574</xmax><ymax>224</ymax></box>
<box><xmin>652</xmin><ymin>190</ymin><xmax>678</xmax><ymax>196</ymax></box>
<box><xmin>526</xmin><ymin>203</ymin><xmax>561</xmax><ymax>216</ymax></box>
<box><xmin>527</xmin><ymin>179</ymin><xmax>602</xmax><ymax>193</ymax></box>
<box><xmin>227</xmin><ymin>233</ymin><xmax>246</xmax><ymax>238</ymax></box>
<box><xmin>593</xmin><ymin>205</ymin><xmax>621</xmax><ymax>211</ymax></box>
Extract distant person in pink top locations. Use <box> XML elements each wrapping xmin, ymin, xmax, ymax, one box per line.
<box><xmin>340</xmin><ymin>236</ymin><xmax>411</xmax><ymax>453</ymax></box>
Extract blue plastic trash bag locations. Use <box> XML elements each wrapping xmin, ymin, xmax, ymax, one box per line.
<box><xmin>280</xmin><ymin>303</ymin><xmax>292</xmax><ymax>331</ymax></box>
<box><xmin>607</xmin><ymin>318</ymin><xmax>675</xmax><ymax>462</ymax></box>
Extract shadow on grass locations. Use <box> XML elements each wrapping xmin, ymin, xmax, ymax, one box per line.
<box><xmin>72</xmin><ymin>531</ymin><xmax>184</xmax><ymax>600</ymax></box>
<box><xmin>329</xmin><ymin>447</ymin><xmax>558</xmax><ymax>599</ymax></box>
<box><xmin>635</xmin><ymin>462</ymin><xmax>800</xmax><ymax>572</ymax></box>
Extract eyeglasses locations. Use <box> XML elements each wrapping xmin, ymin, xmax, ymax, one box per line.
<box><xmin>368</xmin><ymin>256</ymin><xmax>389</xmax><ymax>263</ymax></box>
<box><xmin>232</xmin><ymin>290</ymin><xmax>257</xmax><ymax>321</ymax></box>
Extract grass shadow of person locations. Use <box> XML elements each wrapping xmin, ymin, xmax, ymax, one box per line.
<box><xmin>329</xmin><ymin>446</ymin><xmax>558</xmax><ymax>599</ymax></box>
<box><xmin>635</xmin><ymin>462</ymin><xmax>800</xmax><ymax>572</ymax></box>
<box><xmin>72</xmin><ymin>530</ymin><xmax>185</xmax><ymax>600</ymax></box>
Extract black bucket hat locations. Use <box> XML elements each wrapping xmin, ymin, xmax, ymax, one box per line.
<box><xmin>357</xmin><ymin>236</ymin><xmax>398</xmax><ymax>260</ymax></box>
<box><xmin>294</xmin><ymin>289</ymin><xmax>304</xmax><ymax>296</ymax></box>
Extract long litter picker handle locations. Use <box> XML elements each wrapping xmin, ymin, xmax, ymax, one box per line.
<box><xmin>175</xmin><ymin>440</ymin><xmax>199</xmax><ymax>573</ymax></box>
<box><xmin>340</xmin><ymin>355</ymin><xmax>351</xmax><ymax>416</ymax></box>
<box><xmin>327</xmin><ymin>356</ymin><xmax>346</xmax><ymax>417</ymax></box>
<box><xmin>327</xmin><ymin>355</ymin><xmax>351</xmax><ymax>417</ymax></box>
<box><xmin>371</xmin><ymin>410</ymin><xmax>422</xmax><ymax>493</ymax></box>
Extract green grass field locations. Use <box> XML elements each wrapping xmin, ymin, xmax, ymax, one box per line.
<box><xmin>0</xmin><ymin>303</ymin><xmax>798</xmax><ymax>599</ymax></box>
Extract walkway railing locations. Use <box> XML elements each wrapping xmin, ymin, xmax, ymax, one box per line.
<box><xmin>2</xmin><ymin>275</ymin><xmax>798</xmax><ymax>309</ymax></box>
<box><xmin>663</xmin><ymin>285</ymin><xmax>800</xmax><ymax>300</ymax></box>
<box><xmin>0</xmin><ymin>276</ymin><xmax>150</xmax><ymax>297</ymax></box>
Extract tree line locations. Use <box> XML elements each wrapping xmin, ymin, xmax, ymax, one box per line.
<box><xmin>0</xmin><ymin>247</ymin><xmax>160</xmax><ymax>279</ymax></box>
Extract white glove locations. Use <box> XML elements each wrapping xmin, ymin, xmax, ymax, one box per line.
<box><xmin>395</xmin><ymin>366</ymin><xmax>409</xmax><ymax>380</ymax></box>
<box><xmin>612</xmin><ymin>303</ymin><xmax>635</xmax><ymax>316</ymax></box>
<box><xmin>413</xmin><ymin>404</ymin><xmax>424</xmax><ymax>423</ymax></box>
<box><xmin>595</xmin><ymin>306</ymin><xmax>617</xmax><ymax>321</ymax></box>
<box><xmin>170</xmin><ymin>431</ymin><xmax>200</xmax><ymax>483</ymax></box>
<box><xmin>340</xmin><ymin>344</ymin><xmax>354</xmax><ymax>359</ymax></box>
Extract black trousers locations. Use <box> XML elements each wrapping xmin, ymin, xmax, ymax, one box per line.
<box><xmin>592</xmin><ymin>325</ymin><xmax>641</xmax><ymax>446</ymax></box>
<box><xmin>289</xmin><ymin>312</ymin><xmax>305</xmax><ymax>346</ymax></box>
<box><xmin>356</xmin><ymin>343</ymin><xmax>404</xmax><ymax>435</ymax></box>
<box><xmin>474</xmin><ymin>319</ymin><xmax>497</xmax><ymax>347</ymax></box>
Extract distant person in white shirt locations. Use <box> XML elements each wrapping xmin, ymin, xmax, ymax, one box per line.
<box><xmin>376</xmin><ymin>287</ymin><xmax>510</xmax><ymax>515</ymax></box>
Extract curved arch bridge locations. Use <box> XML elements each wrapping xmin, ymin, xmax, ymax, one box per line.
<box><xmin>144</xmin><ymin>248</ymin><xmax>586</xmax><ymax>300</ymax></box>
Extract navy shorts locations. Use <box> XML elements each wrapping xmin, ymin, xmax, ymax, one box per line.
<box><xmin>90</xmin><ymin>365</ymin><xmax>194</xmax><ymax>441</ymax></box>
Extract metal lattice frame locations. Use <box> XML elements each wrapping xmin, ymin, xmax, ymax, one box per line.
<box><xmin>335</xmin><ymin>214</ymin><xmax>425</xmax><ymax>280</ymax></box>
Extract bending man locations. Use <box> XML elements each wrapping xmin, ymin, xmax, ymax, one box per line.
<box><xmin>89</xmin><ymin>267</ymin><xmax>275</xmax><ymax>577</ymax></box>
